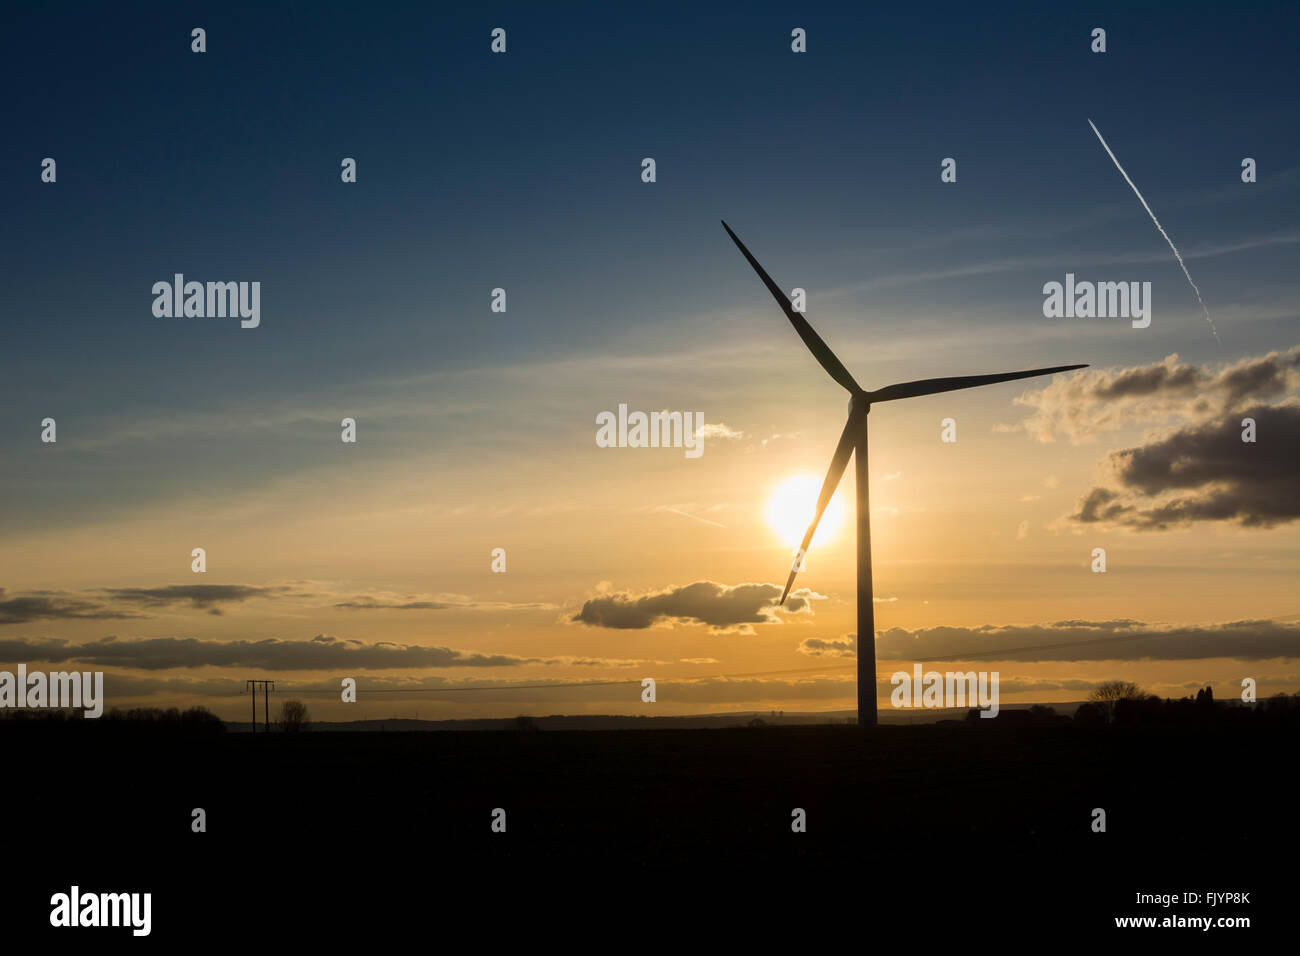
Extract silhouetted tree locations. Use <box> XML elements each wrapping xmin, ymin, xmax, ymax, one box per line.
<box><xmin>1114</xmin><ymin>693</ymin><xmax>1162</xmax><ymax>724</ymax></box>
<box><xmin>277</xmin><ymin>699</ymin><xmax>310</xmax><ymax>732</ymax></box>
<box><xmin>1027</xmin><ymin>705</ymin><xmax>1058</xmax><ymax>723</ymax></box>
<box><xmin>1073</xmin><ymin>702</ymin><xmax>1107</xmax><ymax>726</ymax></box>
<box><xmin>515</xmin><ymin>715</ymin><xmax>538</xmax><ymax>732</ymax></box>
<box><xmin>1090</xmin><ymin>680</ymin><xmax>1147</xmax><ymax>723</ymax></box>
<box><xmin>180</xmin><ymin>706</ymin><xmax>225</xmax><ymax>733</ymax></box>
<box><xmin>1266</xmin><ymin>693</ymin><xmax>1295</xmax><ymax>714</ymax></box>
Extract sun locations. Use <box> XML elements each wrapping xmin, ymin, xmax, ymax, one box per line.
<box><xmin>765</xmin><ymin>473</ymin><xmax>846</xmax><ymax>549</ymax></box>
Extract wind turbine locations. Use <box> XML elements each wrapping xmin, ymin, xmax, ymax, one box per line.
<box><xmin>721</xmin><ymin>221</ymin><xmax>1087</xmax><ymax>727</ymax></box>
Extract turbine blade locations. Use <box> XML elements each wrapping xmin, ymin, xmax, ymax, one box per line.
<box><xmin>867</xmin><ymin>365</ymin><xmax>1089</xmax><ymax>403</ymax></box>
<box><xmin>780</xmin><ymin>408</ymin><xmax>863</xmax><ymax>605</ymax></box>
<box><xmin>721</xmin><ymin>220</ymin><xmax>862</xmax><ymax>394</ymax></box>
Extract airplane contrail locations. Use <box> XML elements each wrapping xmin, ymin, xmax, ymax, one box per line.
<box><xmin>658</xmin><ymin>506</ymin><xmax>727</xmax><ymax>528</ymax></box>
<box><xmin>1087</xmin><ymin>118</ymin><xmax>1220</xmax><ymax>344</ymax></box>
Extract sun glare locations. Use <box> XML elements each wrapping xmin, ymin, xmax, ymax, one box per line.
<box><xmin>765</xmin><ymin>473</ymin><xmax>846</xmax><ymax>549</ymax></box>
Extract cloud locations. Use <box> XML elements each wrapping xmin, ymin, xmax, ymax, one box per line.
<box><xmin>543</xmin><ymin>656</ymin><xmax>661</xmax><ymax>668</ymax></box>
<box><xmin>333</xmin><ymin>598</ymin><xmax>456</xmax><ymax>611</ymax></box>
<box><xmin>571</xmin><ymin>581</ymin><xmax>823</xmax><ymax>633</ymax></box>
<box><xmin>0</xmin><ymin>589</ymin><xmax>144</xmax><ymax>625</ymax></box>
<box><xmin>0</xmin><ymin>633</ymin><xmax>532</xmax><ymax>670</ymax></box>
<box><xmin>755</xmin><ymin>431</ymin><xmax>801</xmax><ymax>451</ymax></box>
<box><xmin>0</xmin><ymin>584</ymin><xmax>296</xmax><ymax>625</ymax></box>
<box><xmin>697</xmin><ymin>422</ymin><xmax>745</xmax><ymax>441</ymax></box>
<box><xmin>0</xmin><ymin>583</ymin><xmax>554</xmax><ymax>627</ymax></box>
<box><xmin>333</xmin><ymin>593</ymin><xmax>554</xmax><ymax>611</ymax></box>
<box><xmin>101</xmin><ymin>584</ymin><xmax>289</xmax><ymax>614</ymax></box>
<box><xmin>1005</xmin><ymin>347</ymin><xmax>1300</xmax><ymax>443</ymax></box>
<box><xmin>1072</xmin><ymin>487</ymin><xmax>1129</xmax><ymax>523</ymax></box>
<box><xmin>870</xmin><ymin>618</ymin><xmax>1299</xmax><ymax>662</ymax></box>
<box><xmin>1070</xmin><ymin>402</ymin><xmax>1300</xmax><ymax>529</ymax></box>
<box><xmin>995</xmin><ymin>348</ymin><xmax>1300</xmax><ymax>531</ymax></box>
<box><xmin>798</xmin><ymin>634</ymin><xmax>857</xmax><ymax>658</ymax></box>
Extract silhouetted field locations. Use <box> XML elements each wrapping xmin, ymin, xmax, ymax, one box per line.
<box><xmin>8</xmin><ymin>713</ymin><xmax>1288</xmax><ymax>939</ymax></box>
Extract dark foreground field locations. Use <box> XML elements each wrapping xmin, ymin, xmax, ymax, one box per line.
<box><xmin>6</xmin><ymin>719</ymin><xmax>1288</xmax><ymax>941</ymax></box>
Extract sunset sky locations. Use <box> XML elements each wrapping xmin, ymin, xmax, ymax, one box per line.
<box><xmin>2</xmin><ymin>4</ymin><xmax>1296</xmax><ymax>721</ymax></box>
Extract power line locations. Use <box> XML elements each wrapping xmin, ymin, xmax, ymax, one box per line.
<box><xmin>213</xmin><ymin>625</ymin><xmax>1206</xmax><ymax>698</ymax></box>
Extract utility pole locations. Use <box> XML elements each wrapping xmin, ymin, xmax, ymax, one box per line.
<box><xmin>245</xmin><ymin>679</ymin><xmax>275</xmax><ymax>733</ymax></box>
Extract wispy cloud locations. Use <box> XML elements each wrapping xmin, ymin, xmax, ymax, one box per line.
<box><xmin>824</xmin><ymin>233</ymin><xmax>1298</xmax><ymax>299</ymax></box>
<box><xmin>333</xmin><ymin>592</ymin><xmax>555</xmax><ymax>612</ymax></box>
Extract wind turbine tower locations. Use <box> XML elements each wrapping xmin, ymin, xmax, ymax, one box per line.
<box><xmin>722</xmin><ymin>221</ymin><xmax>1087</xmax><ymax>727</ymax></box>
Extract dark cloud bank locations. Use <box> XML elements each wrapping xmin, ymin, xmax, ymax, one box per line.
<box><xmin>798</xmin><ymin>619</ymin><xmax>1300</xmax><ymax>662</ymax></box>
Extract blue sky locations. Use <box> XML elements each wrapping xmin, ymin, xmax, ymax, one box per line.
<box><xmin>4</xmin><ymin>2</ymin><xmax>1296</xmax><ymax>529</ymax></box>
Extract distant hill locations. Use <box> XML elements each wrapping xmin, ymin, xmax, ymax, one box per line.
<box><xmin>226</xmin><ymin>702</ymin><xmax>1093</xmax><ymax>732</ymax></box>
